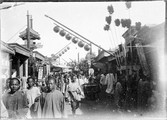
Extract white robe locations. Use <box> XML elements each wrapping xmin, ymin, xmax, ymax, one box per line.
<box><xmin>105</xmin><ymin>73</ymin><xmax>115</xmax><ymax>94</ymax></box>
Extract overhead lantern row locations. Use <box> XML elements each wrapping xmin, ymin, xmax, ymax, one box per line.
<box><xmin>51</xmin><ymin>45</ymin><xmax>70</xmax><ymax>60</ymax></box>
<box><xmin>53</xmin><ymin>25</ymin><xmax>90</xmax><ymax>51</ymax></box>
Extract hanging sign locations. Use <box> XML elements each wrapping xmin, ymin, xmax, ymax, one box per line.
<box><xmin>38</xmin><ymin>66</ymin><xmax>43</xmax><ymax>80</ymax></box>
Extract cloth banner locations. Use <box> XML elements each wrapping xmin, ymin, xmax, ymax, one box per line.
<box><xmin>136</xmin><ymin>43</ymin><xmax>149</xmax><ymax>76</ymax></box>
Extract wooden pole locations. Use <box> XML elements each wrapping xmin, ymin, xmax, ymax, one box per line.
<box><xmin>27</xmin><ymin>11</ymin><xmax>30</xmax><ymax>49</ymax></box>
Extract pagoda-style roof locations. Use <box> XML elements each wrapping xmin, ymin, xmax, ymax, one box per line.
<box><xmin>19</xmin><ymin>28</ymin><xmax>40</xmax><ymax>40</ymax></box>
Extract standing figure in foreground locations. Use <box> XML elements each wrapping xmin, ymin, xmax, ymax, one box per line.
<box><xmin>68</xmin><ymin>75</ymin><xmax>84</xmax><ymax>116</ymax></box>
<box><xmin>2</xmin><ymin>77</ymin><xmax>29</xmax><ymax>119</ymax></box>
<box><xmin>25</xmin><ymin>77</ymin><xmax>41</xmax><ymax>118</ymax></box>
<box><xmin>42</xmin><ymin>77</ymin><xmax>65</xmax><ymax>118</ymax></box>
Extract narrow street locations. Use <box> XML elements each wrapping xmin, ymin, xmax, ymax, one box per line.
<box><xmin>1</xmin><ymin>2</ymin><xmax>166</xmax><ymax>120</ymax></box>
<box><xmin>65</xmin><ymin>98</ymin><xmax>166</xmax><ymax>120</ymax></box>
<box><xmin>64</xmin><ymin>91</ymin><xmax>166</xmax><ymax>120</ymax></box>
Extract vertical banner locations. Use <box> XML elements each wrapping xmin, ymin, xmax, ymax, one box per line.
<box><xmin>38</xmin><ymin>66</ymin><xmax>43</xmax><ymax>80</ymax></box>
<box><xmin>136</xmin><ymin>43</ymin><xmax>149</xmax><ymax>76</ymax></box>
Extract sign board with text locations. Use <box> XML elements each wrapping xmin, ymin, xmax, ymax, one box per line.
<box><xmin>38</xmin><ymin>67</ymin><xmax>43</xmax><ymax>80</ymax></box>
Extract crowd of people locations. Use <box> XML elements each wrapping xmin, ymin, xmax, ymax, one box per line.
<box><xmin>1</xmin><ymin>68</ymin><xmax>161</xmax><ymax>119</ymax></box>
<box><xmin>97</xmin><ymin>69</ymin><xmax>161</xmax><ymax>113</ymax></box>
<box><xmin>1</xmin><ymin>72</ymin><xmax>86</xmax><ymax>119</ymax></box>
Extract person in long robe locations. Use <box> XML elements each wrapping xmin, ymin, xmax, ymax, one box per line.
<box><xmin>114</xmin><ymin>79</ymin><xmax>122</xmax><ymax>110</ymax></box>
<box><xmin>68</xmin><ymin>75</ymin><xmax>84</xmax><ymax>116</ymax></box>
<box><xmin>105</xmin><ymin>73</ymin><xmax>116</xmax><ymax>94</ymax></box>
<box><xmin>42</xmin><ymin>77</ymin><xmax>65</xmax><ymax>118</ymax></box>
<box><xmin>25</xmin><ymin>77</ymin><xmax>41</xmax><ymax>118</ymax></box>
<box><xmin>2</xmin><ymin>77</ymin><xmax>29</xmax><ymax>119</ymax></box>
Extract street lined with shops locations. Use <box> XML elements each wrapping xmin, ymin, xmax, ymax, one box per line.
<box><xmin>0</xmin><ymin>2</ymin><xmax>166</xmax><ymax>120</ymax></box>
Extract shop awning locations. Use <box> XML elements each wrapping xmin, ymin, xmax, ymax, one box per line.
<box><xmin>51</xmin><ymin>64</ymin><xmax>72</xmax><ymax>72</ymax></box>
<box><xmin>1</xmin><ymin>41</ymin><xmax>15</xmax><ymax>54</ymax></box>
<box><xmin>92</xmin><ymin>62</ymin><xmax>106</xmax><ymax>69</ymax></box>
<box><xmin>33</xmin><ymin>51</ymin><xmax>45</xmax><ymax>61</ymax></box>
<box><xmin>95</xmin><ymin>50</ymin><xmax>111</xmax><ymax>62</ymax></box>
<box><xmin>8</xmin><ymin>43</ymin><xmax>30</xmax><ymax>57</ymax></box>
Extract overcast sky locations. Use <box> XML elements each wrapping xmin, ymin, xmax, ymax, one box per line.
<box><xmin>0</xmin><ymin>1</ymin><xmax>165</xmax><ymax>63</ymax></box>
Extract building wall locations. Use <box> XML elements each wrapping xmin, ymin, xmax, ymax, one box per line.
<box><xmin>1</xmin><ymin>51</ymin><xmax>10</xmax><ymax>92</ymax></box>
<box><xmin>1</xmin><ymin>52</ymin><xmax>10</xmax><ymax>79</ymax></box>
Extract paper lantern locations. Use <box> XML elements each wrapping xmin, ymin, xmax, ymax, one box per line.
<box><xmin>125</xmin><ymin>2</ymin><xmax>131</xmax><ymax>9</ymax></box>
<box><xmin>107</xmin><ymin>4</ymin><xmax>114</xmax><ymax>14</ymax></box>
<box><xmin>53</xmin><ymin>26</ymin><xmax>60</xmax><ymax>33</ymax></box>
<box><xmin>121</xmin><ymin>19</ymin><xmax>126</xmax><ymax>28</ymax></box>
<box><xmin>65</xmin><ymin>34</ymin><xmax>72</xmax><ymax>40</ymax></box>
<box><xmin>104</xmin><ymin>24</ymin><xmax>110</xmax><ymax>31</ymax></box>
<box><xmin>64</xmin><ymin>49</ymin><xmax>67</xmax><ymax>52</ymax></box>
<box><xmin>59</xmin><ymin>30</ymin><xmax>66</xmax><ymax>37</ymax></box>
<box><xmin>126</xmin><ymin>19</ymin><xmax>131</xmax><ymax>28</ymax></box>
<box><xmin>72</xmin><ymin>37</ymin><xmax>78</xmax><ymax>44</ymax></box>
<box><xmin>84</xmin><ymin>44</ymin><xmax>90</xmax><ymax>51</ymax></box>
<box><xmin>105</xmin><ymin>16</ymin><xmax>112</xmax><ymax>25</ymax></box>
<box><xmin>67</xmin><ymin>47</ymin><xmax>70</xmax><ymax>50</ymax></box>
<box><xmin>59</xmin><ymin>53</ymin><xmax>62</xmax><ymax>56</ymax></box>
<box><xmin>115</xmin><ymin>19</ymin><xmax>120</xmax><ymax>26</ymax></box>
<box><xmin>78</xmin><ymin>41</ymin><xmax>85</xmax><ymax>48</ymax></box>
<box><xmin>62</xmin><ymin>51</ymin><xmax>64</xmax><ymax>54</ymax></box>
<box><xmin>135</xmin><ymin>22</ymin><xmax>141</xmax><ymax>31</ymax></box>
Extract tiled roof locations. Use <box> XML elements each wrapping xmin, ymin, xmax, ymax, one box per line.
<box><xmin>19</xmin><ymin>28</ymin><xmax>40</xmax><ymax>40</ymax></box>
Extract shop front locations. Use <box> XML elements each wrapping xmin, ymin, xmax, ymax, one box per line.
<box><xmin>8</xmin><ymin>43</ymin><xmax>30</xmax><ymax>79</ymax></box>
<box><xmin>1</xmin><ymin>41</ymin><xmax>15</xmax><ymax>92</ymax></box>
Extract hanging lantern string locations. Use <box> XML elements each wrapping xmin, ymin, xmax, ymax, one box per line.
<box><xmin>45</xmin><ymin>14</ymin><xmax>113</xmax><ymax>55</ymax></box>
<box><xmin>113</xmin><ymin>23</ymin><xmax>122</xmax><ymax>66</ymax></box>
<box><xmin>54</xmin><ymin>42</ymin><xmax>71</xmax><ymax>57</ymax></box>
<box><xmin>116</xmin><ymin>21</ymin><xmax>127</xmax><ymax>62</ymax></box>
<box><xmin>109</xmin><ymin>28</ymin><xmax>121</xmax><ymax>67</ymax></box>
<box><xmin>107</xmin><ymin>32</ymin><xmax>119</xmax><ymax>66</ymax></box>
<box><xmin>54</xmin><ymin>23</ymin><xmax>90</xmax><ymax>45</ymax></box>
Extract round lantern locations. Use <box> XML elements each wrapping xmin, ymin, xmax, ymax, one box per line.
<box><xmin>64</xmin><ymin>49</ymin><xmax>67</xmax><ymax>52</ymax></box>
<box><xmin>78</xmin><ymin>41</ymin><xmax>85</xmax><ymax>48</ymax></box>
<box><xmin>67</xmin><ymin>47</ymin><xmax>70</xmax><ymax>50</ymax></box>
<box><xmin>62</xmin><ymin>51</ymin><xmax>64</xmax><ymax>54</ymax></box>
<box><xmin>53</xmin><ymin>26</ymin><xmax>60</xmax><ymax>33</ymax></box>
<box><xmin>135</xmin><ymin>22</ymin><xmax>141</xmax><ymax>31</ymax></box>
<box><xmin>72</xmin><ymin>37</ymin><xmax>78</xmax><ymax>44</ymax></box>
<box><xmin>104</xmin><ymin>24</ymin><xmax>110</xmax><ymax>31</ymax></box>
<box><xmin>65</xmin><ymin>34</ymin><xmax>72</xmax><ymax>40</ymax></box>
<box><xmin>59</xmin><ymin>29</ymin><xmax>66</xmax><ymax>37</ymax></box>
<box><xmin>107</xmin><ymin>4</ymin><xmax>114</xmax><ymax>14</ymax></box>
<box><xmin>84</xmin><ymin>44</ymin><xmax>90</xmax><ymax>51</ymax></box>
<box><xmin>121</xmin><ymin>19</ymin><xmax>126</xmax><ymax>28</ymax></box>
<box><xmin>115</xmin><ymin>19</ymin><xmax>120</xmax><ymax>26</ymax></box>
<box><xmin>125</xmin><ymin>19</ymin><xmax>131</xmax><ymax>28</ymax></box>
<box><xmin>105</xmin><ymin>16</ymin><xmax>112</xmax><ymax>25</ymax></box>
<box><xmin>125</xmin><ymin>2</ymin><xmax>131</xmax><ymax>9</ymax></box>
<box><xmin>59</xmin><ymin>53</ymin><xmax>62</xmax><ymax>56</ymax></box>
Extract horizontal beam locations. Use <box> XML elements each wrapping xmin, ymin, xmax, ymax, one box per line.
<box><xmin>45</xmin><ymin>15</ymin><xmax>113</xmax><ymax>55</ymax></box>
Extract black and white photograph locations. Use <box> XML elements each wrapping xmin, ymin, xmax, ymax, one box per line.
<box><xmin>0</xmin><ymin>1</ymin><xmax>166</xmax><ymax>120</ymax></box>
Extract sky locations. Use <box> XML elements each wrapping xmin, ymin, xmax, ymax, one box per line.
<box><xmin>0</xmin><ymin>1</ymin><xmax>165</xmax><ymax>64</ymax></box>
